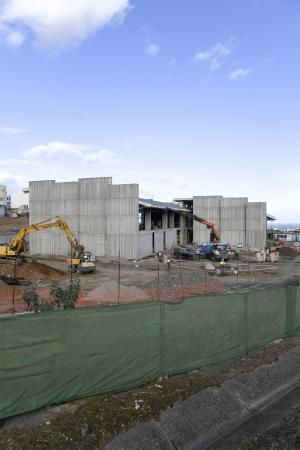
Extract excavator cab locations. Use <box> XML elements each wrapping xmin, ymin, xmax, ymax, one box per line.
<box><xmin>67</xmin><ymin>251</ymin><xmax>96</xmax><ymax>274</ymax></box>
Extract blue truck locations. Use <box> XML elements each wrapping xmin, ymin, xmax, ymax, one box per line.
<box><xmin>195</xmin><ymin>242</ymin><xmax>230</xmax><ymax>261</ymax></box>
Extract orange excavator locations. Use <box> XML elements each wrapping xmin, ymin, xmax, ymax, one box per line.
<box><xmin>181</xmin><ymin>211</ymin><xmax>221</xmax><ymax>242</ymax></box>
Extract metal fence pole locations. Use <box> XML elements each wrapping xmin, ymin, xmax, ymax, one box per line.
<box><xmin>12</xmin><ymin>259</ymin><xmax>17</xmax><ymax>314</ymax></box>
<box><xmin>157</xmin><ymin>262</ymin><xmax>160</xmax><ymax>301</ymax></box>
<box><xmin>178</xmin><ymin>258</ymin><xmax>183</xmax><ymax>299</ymax></box>
<box><xmin>70</xmin><ymin>242</ymin><xmax>73</xmax><ymax>288</ymax></box>
<box><xmin>118</xmin><ymin>250</ymin><xmax>121</xmax><ymax>305</ymax></box>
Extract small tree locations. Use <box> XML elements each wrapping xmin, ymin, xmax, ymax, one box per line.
<box><xmin>22</xmin><ymin>286</ymin><xmax>41</xmax><ymax>313</ymax></box>
<box><xmin>50</xmin><ymin>282</ymin><xmax>65</xmax><ymax>307</ymax></box>
<box><xmin>50</xmin><ymin>278</ymin><xmax>80</xmax><ymax>309</ymax></box>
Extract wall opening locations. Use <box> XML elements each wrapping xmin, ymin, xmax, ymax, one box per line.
<box><xmin>151</xmin><ymin>210</ymin><xmax>163</xmax><ymax>229</ymax></box>
<box><xmin>174</xmin><ymin>212</ymin><xmax>181</xmax><ymax>228</ymax></box>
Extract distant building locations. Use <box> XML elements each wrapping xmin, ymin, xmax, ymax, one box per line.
<box><xmin>0</xmin><ymin>185</ymin><xmax>11</xmax><ymax>217</ymax></box>
<box><xmin>268</xmin><ymin>229</ymin><xmax>300</xmax><ymax>243</ymax></box>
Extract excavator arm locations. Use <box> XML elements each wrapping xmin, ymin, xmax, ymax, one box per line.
<box><xmin>8</xmin><ymin>217</ymin><xmax>84</xmax><ymax>256</ymax></box>
<box><xmin>179</xmin><ymin>211</ymin><xmax>221</xmax><ymax>242</ymax></box>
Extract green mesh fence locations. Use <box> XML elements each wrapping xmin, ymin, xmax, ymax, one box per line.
<box><xmin>0</xmin><ymin>286</ymin><xmax>299</xmax><ymax>419</ymax></box>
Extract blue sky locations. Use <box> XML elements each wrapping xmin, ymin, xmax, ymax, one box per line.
<box><xmin>0</xmin><ymin>0</ymin><xmax>299</xmax><ymax>221</ymax></box>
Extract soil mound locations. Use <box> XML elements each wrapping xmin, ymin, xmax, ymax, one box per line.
<box><xmin>0</xmin><ymin>261</ymin><xmax>65</xmax><ymax>280</ymax></box>
<box><xmin>279</xmin><ymin>247</ymin><xmax>299</xmax><ymax>258</ymax></box>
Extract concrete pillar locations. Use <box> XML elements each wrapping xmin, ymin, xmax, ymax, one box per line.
<box><xmin>168</xmin><ymin>211</ymin><xmax>174</xmax><ymax>228</ymax></box>
<box><xmin>180</xmin><ymin>214</ymin><xmax>186</xmax><ymax>245</ymax></box>
<box><xmin>145</xmin><ymin>209</ymin><xmax>151</xmax><ymax>231</ymax></box>
<box><xmin>162</xmin><ymin>210</ymin><xmax>168</xmax><ymax>229</ymax></box>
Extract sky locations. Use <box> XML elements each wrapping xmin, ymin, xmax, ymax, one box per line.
<box><xmin>0</xmin><ymin>0</ymin><xmax>299</xmax><ymax>221</ymax></box>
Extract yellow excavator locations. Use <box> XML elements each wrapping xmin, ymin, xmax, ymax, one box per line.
<box><xmin>0</xmin><ymin>216</ymin><xmax>96</xmax><ymax>274</ymax></box>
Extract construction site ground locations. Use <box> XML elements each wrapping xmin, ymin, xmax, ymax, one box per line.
<box><xmin>0</xmin><ymin>255</ymin><xmax>295</xmax><ymax>314</ymax></box>
<box><xmin>1</xmin><ymin>333</ymin><xmax>300</xmax><ymax>449</ymax></box>
<box><xmin>1</xmin><ymin>217</ymin><xmax>299</xmax><ymax>308</ymax></box>
<box><xmin>0</xmin><ymin>257</ymin><xmax>298</xmax><ymax>290</ymax></box>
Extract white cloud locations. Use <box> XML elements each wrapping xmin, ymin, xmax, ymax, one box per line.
<box><xmin>0</xmin><ymin>0</ymin><xmax>131</xmax><ymax>52</ymax></box>
<box><xmin>83</xmin><ymin>149</ymin><xmax>119</xmax><ymax>163</ymax></box>
<box><xmin>25</xmin><ymin>141</ymin><xmax>119</xmax><ymax>164</ymax></box>
<box><xmin>194</xmin><ymin>37</ymin><xmax>238</xmax><ymax>71</ymax></box>
<box><xmin>0</xmin><ymin>24</ymin><xmax>25</xmax><ymax>47</ymax></box>
<box><xmin>145</xmin><ymin>43</ymin><xmax>160</xmax><ymax>56</ymax></box>
<box><xmin>0</xmin><ymin>126</ymin><xmax>30</xmax><ymax>135</ymax></box>
<box><xmin>25</xmin><ymin>141</ymin><xmax>85</xmax><ymax>158</ymax></box>
<box><xmin>228</xmin><ymin>68</ymin><xmax>252</xmax><ymax>80</ymax></box>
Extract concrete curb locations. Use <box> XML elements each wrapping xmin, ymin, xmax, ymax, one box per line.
<box><xmin>104</xmin><ymin>346</ymin><xmax>300</xmax><ymax>449</ymax></box>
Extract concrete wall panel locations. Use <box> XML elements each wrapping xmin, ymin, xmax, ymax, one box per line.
<box><xmin>29</xmin><ymin>178</ymin><xmax>139</xmax><ymax>259</ymax></box>
<box><xmin>246</xmin><ymin>202</ymin><xmax>267</xmax><ymax>249</ymax></box>
<box><xmin>165</xmin><ymin>230</ymin><xmax>177</xmax><ymax>251</ymax></box>
<box><xmin>193</xmin><ymin>195</ymin><xmax>266</xmax><ymax>250</ymax></box>
<box><xmin>106</xmin><ymin>184</ymin><xmax>139</xmax><ymax>259</ymax></box>
<box><xmin>193</xmin><ymin>196</ymin><xmax>222</xmax><ymax>244</ymax></box>
<box><xmin>153</xmin><ymin>231</ymin><xmax>164</xmax><ymax>253</ymax></box>
<box><xmin>220</xmin><ymin>197</ymin><xmax>247</xmax><ymax>246</ymax></box>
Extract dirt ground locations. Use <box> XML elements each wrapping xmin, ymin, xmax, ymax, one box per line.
<box><xmin>0</xmin><ymin>216</ymin><xmax>298</xmax><ymax>303</ymax></box>
<box><xmin>0</xmin><ymin>254</ymin><xmax>298</xmax><ymax>314</ymax></box>
<box><xmin>0</xmin><ymin>260</ymin><xmax>65</xmax><ymax>281</ymax></box>
<box><xmin>5</xmin><ymin>256</ymin><xmax>289</xmax><ymax>292</ymax></box>
<box><xmin>1</xmin><ymin>333</ymin><xmax>300</xmax><ymax>449</ymax></box>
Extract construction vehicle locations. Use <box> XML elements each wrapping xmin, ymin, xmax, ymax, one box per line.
<box><xmin>173</xmin><ymin>210</ymin><xmax>230</xmax><ymax>260</ymax></box>
<box><xmin>180</xmin><ymin>211</ymin><xmax>221</xmax><ymax>242</ymax></box>
<box><xmin>195</xmin><ymin>242</ymin><xmax>230</xmax><ymax>261</ymax></box>
<box><xmin>0</xmin><ymin>216</ymin><xmax>96</xmax><ymax>274</ymax></box>
<box><xmin>67</xmin><ymin>252</ymin><xmax>96</xmax><ymax>274</ymax></box>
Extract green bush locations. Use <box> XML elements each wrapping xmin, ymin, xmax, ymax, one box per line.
<box><xmin>50</xmin><ymin>278</ymin><xmax>80</xmax><ymax>309</ymax></box>
<box><xmin>23</xmin><ymin>279</ymin><xmax>81</xmax><ymax>313</ymax></box>
<box><xmin>22</xmin><ymin>287</ymin><xmax>44</xmax><ymax>313</ymax></box>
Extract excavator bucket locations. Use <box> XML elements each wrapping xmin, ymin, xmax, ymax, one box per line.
<box><xmin>74</xmin><ymin>244</ymin><xmax>84</xmax><ymax>257</ymax></box>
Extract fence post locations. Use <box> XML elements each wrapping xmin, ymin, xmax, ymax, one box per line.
<box><xmin>157</xmin><ymin>262</ymin><xmax>160</xmax><ymax>301</ymax></box>
<box><xmin>118</xmin><ymin>250</ymin><xmax>121</xmax><ymax>305</ymax></box>
<box><xmin>178</xmin><ymin>258</ymin><xmax>184</xmax><ymax>300</ymax></box>
<box><xmin>12</xmin><ymin>259</ymin><xmax>17</xmax><ymax>314</ymax></box>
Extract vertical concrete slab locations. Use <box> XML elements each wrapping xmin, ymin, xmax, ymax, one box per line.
<box><xmin>168</xmin><ymin>211</ymin><xmax>175</xmax><ymax>228</ymax></box>
<box><xmin>180</xmin><ymin>214</ymin><xmax>187</xmax><ymax>245</ymax></box>
<box><xmin>165</xmin><ymin>230</ymin><xmax>177</xmax><ymax>252</ymax></box>
<box><xmin>145</xmin><ymin>209</ymin><xmax>152</xmax><ymax>231</ymax></box>
<box><xmin>162</xmin><ymin>211</ymin><xmax>168</xmax><ymax>229</ymax></box>
<box><xmin>246</xmin><ymin>202</ymin><xmax>267</xmax><ymax>250</ymax></box>
<box><xmin>193</xmin><ymin>196</ymin><xmax>222</xmax><ymax>244</ymax></box>
<box><xmin>79</xmin><ymin>178</ymin><xmax>110</xmax><ymax>257</ymax></box>
<box><xmin>138</xmin><ymin>231</ymin><xmax>154</xmax><ymax>258</ymax></box>
<box><xmin>29</xmin><ymin>180</ymin><xmax>80</xmax><ymax>257</ymax></box>
<box><xmin>106</xmin><ymin>184</ymin><xmax>139</xmax><ymax>259</ymax></box>
<box><xmin>153</xmin><ymin>231</ymin><xmax>164</xmax><ymax>253</ymax></box>
<box><xmin>220</xmin><ymin>198</ymin><xmax>247</xmax><ymax>246</ymax></box>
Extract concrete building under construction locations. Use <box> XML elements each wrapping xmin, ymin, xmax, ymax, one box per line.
<box><xmin>29</xmin><ymin>177</ymin><xmax>267</xmax><ymax>259</ymax></box>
